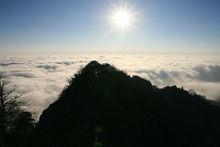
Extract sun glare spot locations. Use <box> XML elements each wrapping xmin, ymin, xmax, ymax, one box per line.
<box><xmin>112</xmin><ymin>9</ymin><xmax>131</xmax><ymax>28</ymax></box>
<box><xmin>108</xmin><ymin>3</ymin><xmax>136</xmax><ymax>31</ymax></box>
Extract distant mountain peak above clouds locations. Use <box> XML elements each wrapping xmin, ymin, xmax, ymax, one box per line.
<box><xmin>1</xmin><ymin>54</ymin><xmax>220</xmax><ymax>118</ymax></box>
<box><xmin>33</xmin><ymin>61</ymin><xmax>220</xmax><ymax>147</ymax></box>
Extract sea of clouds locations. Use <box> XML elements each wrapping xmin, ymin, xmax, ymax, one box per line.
<box><xmin>0</xmin><ymin>53</ymin><xmax>220</xmax><ymax>117</ymax></box>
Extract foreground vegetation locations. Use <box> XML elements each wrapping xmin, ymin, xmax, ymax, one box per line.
<box><xmin>0</xmin><ymin>73</ymin><xmax>35</xmax><ymax>147</ymax></box>
<box><xmin>1</xmin><ymin>61</ymin><xmax>220</xmax><ymax>147</ymax></box>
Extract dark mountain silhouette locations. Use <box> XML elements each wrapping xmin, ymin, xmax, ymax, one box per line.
<box><xmin>32</xmin><ymin>61</ymin><xmax>220</xmax><ymax>147</ymax></box>
<box><xmin>210</xmin><ymin>99</ymin><xmax>220</xmax><ymax>108</ymax></box>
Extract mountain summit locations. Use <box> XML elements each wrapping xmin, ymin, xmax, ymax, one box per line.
<box><xmin>33</xmin><ymin>61</ymin><xmax>220</xmax><ymax>147</ymax></box>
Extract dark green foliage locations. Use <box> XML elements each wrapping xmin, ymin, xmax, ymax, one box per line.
<box><xmin>32</xmin><ymin>61</ymin><xmax>220</xmax><ymax>147</ymax></box>
<box><xmin>0</xmin><ymin>73</ymin><xmax>35</xmax><ymax>147</ymax></box>
<box><xmin>14</xmin><ymin>112</ymin><xmax>35</xmax><ymax>134</ymax></box>
<box><xmin>0</xmin><ymin>111</ymin><xmax>35</xmax><ymax>147</ymax></box>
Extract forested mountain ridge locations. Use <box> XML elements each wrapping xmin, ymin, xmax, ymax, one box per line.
<box><xmin>32</xmin><ymin>61</ymin><xmax>220</xmax><ymax>147</ymax></box>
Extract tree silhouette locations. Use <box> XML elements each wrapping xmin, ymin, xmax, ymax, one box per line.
<box><xmin>14</xmin><ymin>111</ymin><xmax>35</xmax><ymax>134</ymax></box>
<box><xmin>0</xmin><ymin>73</ymin><xmax>23</xmax><ymax>140</ymax></box>
<box><xmin>0</xmin><ymin>73</ymin><xmax>35</xmax><ymax>147</ymax></box>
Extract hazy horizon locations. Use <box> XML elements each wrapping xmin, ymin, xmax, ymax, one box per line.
<box><xmin>1</xmin><ymin>53</ymin><xmax>220</xmax><ymax>117</ymax></box>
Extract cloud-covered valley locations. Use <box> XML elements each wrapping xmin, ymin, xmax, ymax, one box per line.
<box><xmin>1</xmin><ymin>53</ymin><xmax>220</xmax><ymax>117</ymax></box>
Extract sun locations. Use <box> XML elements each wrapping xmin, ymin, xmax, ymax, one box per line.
<box><xmin>112</xmin><ymin>9</ymin><xmax>131</xmax><ymax>28</ymax></box>
<box><xmin>109</xmin><ymin>5</ymin><xmax>135</xmax><ymax>31</ymax></box>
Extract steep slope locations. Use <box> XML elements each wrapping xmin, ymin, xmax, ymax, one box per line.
<box><xmin>32</xmin><ymin>61</ymin><xmax>220</xmax><ymax>147</ymax></box>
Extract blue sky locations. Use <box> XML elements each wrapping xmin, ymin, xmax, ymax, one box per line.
<box><xmin>0</xmin><ymin>0</ymin><xmax>220</xmax><ymax>53</ymax></box>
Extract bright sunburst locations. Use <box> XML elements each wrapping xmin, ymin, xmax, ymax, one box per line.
<box><xmin>108</xmin><ymin>3</ymin><xmax>136</xmax><ymax>31</ymax></box>
<box><xmin>112</xmin><ymin>9</ymin><xmax>132</xmax><ymax>28</ymax></box>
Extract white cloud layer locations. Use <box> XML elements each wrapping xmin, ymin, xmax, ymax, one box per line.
<box><xmin>1</xmin><ymin>53</ymin><xmax>220</xmax><ymax>117</ymax></box>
